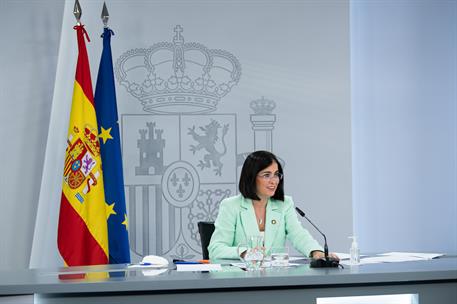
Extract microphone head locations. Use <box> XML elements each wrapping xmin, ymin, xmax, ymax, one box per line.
<box><xmin>295</xmin><ymin>207</ymin><xmax>305</xmax><ymax>217</ymax></box>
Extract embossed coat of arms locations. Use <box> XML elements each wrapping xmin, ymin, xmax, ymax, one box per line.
<box><xmin>115</xmin><ymin>25</ymin><xmax>278</xmax><ymax>260</ymax></box>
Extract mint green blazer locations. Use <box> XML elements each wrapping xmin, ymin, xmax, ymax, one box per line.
<box><xmin>208</xmin><ymin>194</ymin><xmax>323</xmax><ymax>260</ymax></box>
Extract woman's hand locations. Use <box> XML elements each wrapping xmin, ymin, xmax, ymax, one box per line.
<box><xmin>311</xmin><ymin>251</ymin><xmax>339</xmax><ymax>261</ymax></box>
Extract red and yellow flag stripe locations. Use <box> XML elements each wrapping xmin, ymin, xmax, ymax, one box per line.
<box><xmin>58</xmin><ymin>25</ymin><xmax>108</xmax><ymax>266</ymax></box>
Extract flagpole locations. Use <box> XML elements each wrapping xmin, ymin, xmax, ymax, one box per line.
<box><xmin>58</xmin><ymin>0</ymin><xmax>109</xmax><ymax>267</ymax></box>
<box><xmin>95</xmin><ymin>1</ymin><xmax>132</xmax><ymax>265</ymax></box>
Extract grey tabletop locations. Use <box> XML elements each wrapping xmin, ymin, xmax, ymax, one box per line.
<box><xmin>1</xmin><ymin>256</ymin><xmax>456</xmax><ymax>295</ymax></box>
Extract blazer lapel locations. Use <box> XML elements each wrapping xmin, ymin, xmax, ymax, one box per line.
<box><xmin>239</xmin><ymin>197</ymin><xmax>259</xmax><ymax>241</ymax></box>
<box><xmin>264</xmin><ymin>199</ymin><xmax>281</xmax><ymax>250</ymax></box>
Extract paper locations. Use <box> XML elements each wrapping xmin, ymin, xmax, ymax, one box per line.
<box><xmin>230</xmin><ymin>262</ymin><xmax>246</xmax><ymax>268</ymax></box>
<box><xmin>340</xmin><ymin>251</ymin><xmax>444</xmax><ymax>266</ymax></box>
<box><xmin>341</xmin><ymin>255</ymin><xmax>424</xmax><ymax>266</ymax></box>
<box><xmin>333</xmin><ymin>252</ymin><xmax>351</xmax><ymax>260</ymax></box>
<box><xmin>128</xmin><ymin>263</ymin><xmax>167</xmax><ymax>269</ymax></box>
<box><xmin>379</xmin><ymin>252</ymin><xmax>444</xmax><ymax>259</ymax></box>
<box><xmin>218</xmin><ymin>265</ymin><xmax>245</xmax><ymax>272</ymax></box>
<box><xmin>230</xmin><ymin>262</ymin><xmax>300</xmax><ymax>269</ymax></box>
<box><xmin>176</xmin><ymin>264</ymin><xmax>222</xmax><ymax>272</ymax></box>
<box><xmin>141</xmin><ymin>268</ymin><xmax>168</xmax><ymax>276</ymax></box>
<box><xmin>289</xmin><ymin>256</ymin><xmax>309</xmax><ymax>261</ymax></box>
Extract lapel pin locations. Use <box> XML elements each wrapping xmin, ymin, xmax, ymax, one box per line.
<box><xmin>271</xmin><ymin>219</ymin><xmax>277</xmax><ymax>225</ymax></box>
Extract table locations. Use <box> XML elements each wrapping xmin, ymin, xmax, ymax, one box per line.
<box><xmin>1</xmin><ymin>257</ymin><xmax>456</xmax><ymax>304</ymax></box>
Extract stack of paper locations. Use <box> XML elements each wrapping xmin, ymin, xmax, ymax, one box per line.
<box><xmin>176</xmin><ymin>264</ymin><xmax>222</xmax><ymax>272</ymax></box>
<box><xmin>379</xmin><ymin>252</ymin><xmax>444</xmax><ymax>259</ymax></box>
<box><xmin>340</xmin><ymin>252</ymin><xmax>444</xmax><ymax>266</ymax></box>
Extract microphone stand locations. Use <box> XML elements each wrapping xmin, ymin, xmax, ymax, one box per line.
<box><xmin>295</xmin><ymin>207</ymin><xmax>339</xmax><ymax>268</ymax></box>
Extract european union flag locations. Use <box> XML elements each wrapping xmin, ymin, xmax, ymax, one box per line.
<box><xmin>95</xmin><ymin>27</ymin><xmax>131</xmax><ymax>264</ymax></box>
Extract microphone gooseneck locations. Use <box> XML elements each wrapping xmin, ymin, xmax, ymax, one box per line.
<box><xmin>295</xmin><ymin>206</ymin><xmax>340</xmax><ymax>268</ymax></box>
<box><xmin>295</xmin><ymin>207</ymin><xmax>329</xmax><ymax>260</ymax></box>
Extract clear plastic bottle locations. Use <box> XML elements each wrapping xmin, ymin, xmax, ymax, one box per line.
<box><xmin>348</xmin><ymin>236</ymin><xmax>360</xmax><ymax>265</ymax></box>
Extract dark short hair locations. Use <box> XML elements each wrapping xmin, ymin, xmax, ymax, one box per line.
<box><xmin>239</xmin><ymin>150</ymin><xmax>284</xmax><ymax>201</ymax></box>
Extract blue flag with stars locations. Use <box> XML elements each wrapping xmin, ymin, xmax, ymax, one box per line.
<box><xmin>95</xmin><ymin>27</ymin><xmax>131</xmax><ymax>264</ymax></box>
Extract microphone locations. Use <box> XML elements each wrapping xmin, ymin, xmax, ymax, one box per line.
<box><xmin>295</xmin><ymin>206</ymin><xmax>340</xmax><ymax>268</ymax></box>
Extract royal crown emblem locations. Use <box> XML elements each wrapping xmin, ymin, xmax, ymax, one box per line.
<box><xmin>250</xmin><ymin>96</ymin><xmax>276</xmax><ymax>114</ymax></box>
<box><xmin>115</xmin><ymin>25</ymin><xmax>241</xmax><ymax>114</ymax></box>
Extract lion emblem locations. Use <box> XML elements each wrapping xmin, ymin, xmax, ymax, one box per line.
<box><xmin>188</xmin><ymin>120</ymin><xmax>229</xmax><ymax>176</ymax></box>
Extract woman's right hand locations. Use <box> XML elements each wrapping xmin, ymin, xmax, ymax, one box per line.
<box><xmin>237</xmin><ymin>243</ymin><xmax>250</xmax><ymax>261</ymax></box>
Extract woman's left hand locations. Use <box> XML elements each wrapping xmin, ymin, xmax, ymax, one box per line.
<box><xmin>312</xmin><ymin>251</ymin><xmax>340</xmax><ymax>261</ymax></box>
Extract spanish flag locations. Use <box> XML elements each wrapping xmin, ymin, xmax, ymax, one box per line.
<box><xmin>57</xmin><ymin>25</ymin><xmax>109</xmax><ymax>266</ymax></box>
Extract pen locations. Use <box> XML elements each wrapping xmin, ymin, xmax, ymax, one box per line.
<box><xmin>174</xmin><ymin>261</ymin><xmax>201</xmax><ymax>265</ymax></box>
<box><xmin>173</xmin><ymin>259</ymin><xmax>211</xmax><ymax>264</ymax></box>
<box><xmin>198</xmin><ymin>259</ymin><xmax>210</xmax><ymax>264</ymax></box>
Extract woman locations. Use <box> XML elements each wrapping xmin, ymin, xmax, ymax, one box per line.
<box><xmin>208</xmin><ymin>150</ymin><xmax>338</xmax><ymax>261</ymax></box>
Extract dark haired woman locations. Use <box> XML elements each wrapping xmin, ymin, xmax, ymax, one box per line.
<box><xmin>208</xmin><ymin>150</ymin><xmax>338</xmax><ymax>261</ymax></box>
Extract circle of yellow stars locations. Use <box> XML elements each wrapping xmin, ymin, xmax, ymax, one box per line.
<box><xmin>100</xmin><ymin>125</ymin><xmax>128</xmax><ymax>229</ymax></box>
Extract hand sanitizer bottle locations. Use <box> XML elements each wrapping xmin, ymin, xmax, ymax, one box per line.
<box><xmin>348</xmin><ymin>236</ymin><xmax>360</xmax><ymax>265</ymax></box>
